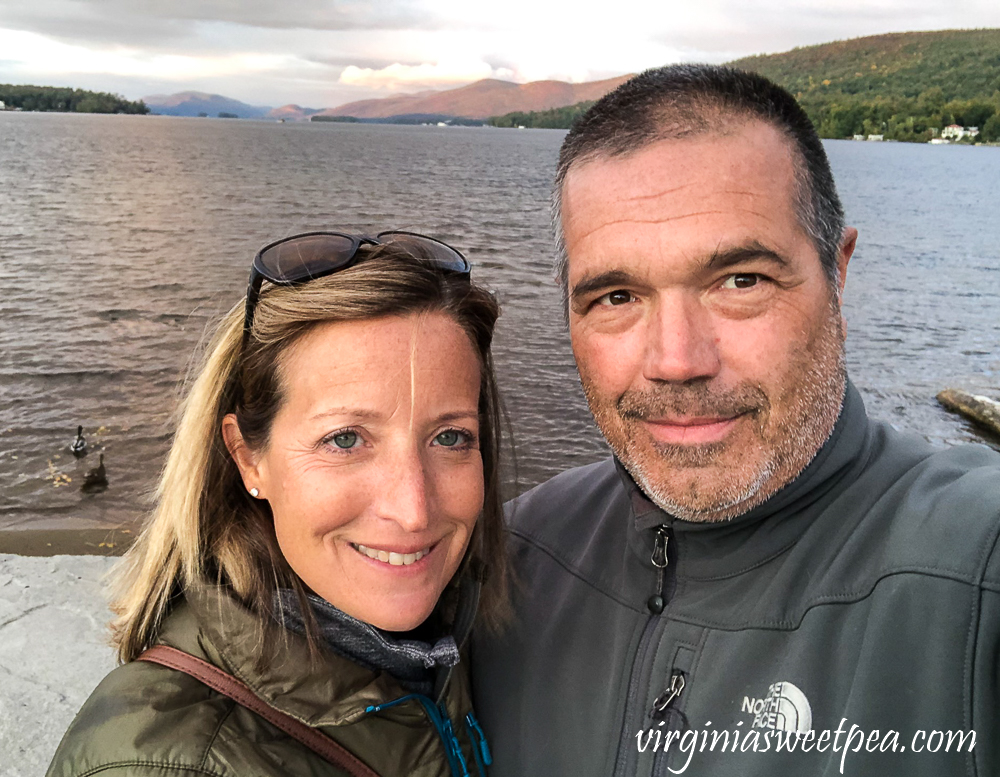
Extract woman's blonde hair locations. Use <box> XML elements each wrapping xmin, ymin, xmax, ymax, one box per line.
<box><xmin>110</xmin><ymin>244</ymin><xmax>507</xmax><ymax>663</ymax></box>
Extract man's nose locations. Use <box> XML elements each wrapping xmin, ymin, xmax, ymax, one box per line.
<box><xmin>642</xmin><ymin>295</ymin><xmax>721</xmax><ymax>383</ymax></box>
<box><xmin>373</xmin><ymin>449</ymin><xmax>432</xmax><ymax>533</ymax></box>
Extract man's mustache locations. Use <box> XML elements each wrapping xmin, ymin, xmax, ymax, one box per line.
<box><xmin>617</xmin><ymin>382</ymin><xmax>769</xmax><ymax>421</ymax></box>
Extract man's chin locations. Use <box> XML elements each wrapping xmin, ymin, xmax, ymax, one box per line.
<box><xmin>620</xmin><ymin>449</ymin><xmax>776</xmax><ymax>523</ymax></box>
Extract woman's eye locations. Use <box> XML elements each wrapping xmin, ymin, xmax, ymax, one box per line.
<box><xmin>433</xmin><ymin>429</ymin><xmax>467</xmax><ymax>447</ymax></box>
<box><xmin>597</xmin><ymin>290</ymin><xmax>634</xmax><ymax>306</ymax></box>
<box><xmin>329</xmin><ymin>431</ymin><xmax>360</xmax><ymax>449</ymax></box>
<box><xmin>722</xmin><ymin>274</ymin><xmax>760</xmax><ymax>290</ymax></box>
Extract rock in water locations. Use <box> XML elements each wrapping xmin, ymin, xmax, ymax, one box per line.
<box><xmin>936</xmin><ymin>389</ymin><xmax>1000</xmax><ymax>437</ymax></box>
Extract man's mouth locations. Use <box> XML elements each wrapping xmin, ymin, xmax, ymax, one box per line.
<box><xmin>639</xmin><ymin>413</ymin><xmax>746</xmax><ymax>445</ymax></box>
<box><xmin>351</xmin><ymin>542</ymin><xmax>432</xmax><ymax>567</ymax></box>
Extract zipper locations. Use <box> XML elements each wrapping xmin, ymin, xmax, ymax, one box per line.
<box><xmin>650</xmin><ymin>671</ymin><xmax>686</xmax><ymax>721</ymax></box>
<box><xmin>651</xmin><ymin>670</ymin><xmax>690</xmax><ymax>775</ymax></box>
<box><xmin>464</xmin><ymin>712</ymin><xmax>492</xmax><ymax>776</ymax></box>
<box><xmin>611</xmin><ymin>524</ymin><xmax>675</xmax><ymax>777</ymax></box>
<box><xmin>647</xmin><ymin>526</ymin><xmax>670</xmax><ymax>614</ymax></box>
<box><xmin>366</xmin><ymin>694</ymin><xmax>470</xmax><ymax>776</ymax></box>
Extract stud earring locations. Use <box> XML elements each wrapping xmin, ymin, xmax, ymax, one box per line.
<box><xmin>249</xmin><ymin>487</ymin><xmax>260</xmax><ymax>498</ymax></box>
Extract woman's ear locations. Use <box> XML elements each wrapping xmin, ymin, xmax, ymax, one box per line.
<box><xmin>222</xmin><ymin>414</ymin><xmax>262</xmax><ymax>494</ymax></box>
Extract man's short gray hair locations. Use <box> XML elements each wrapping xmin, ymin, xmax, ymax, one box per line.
<box><xmin>552</xmin><ymin>64</ymin><xmax>846</xmax><ymax>306</ymax></box>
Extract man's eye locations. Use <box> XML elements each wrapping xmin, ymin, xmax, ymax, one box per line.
<box><xmin>721</xmin><ymin>274</ymin><xmax>760</xmax><ymax>290</ymax></box>
<box><xmin>329</xmin><ymin>431</ymin><xmax>360</xmax><ymax>449</ymax></box>
<box><xmin>433</xmin><ymin>430</ymin><xmax>467</xmax><ymax>447</ymax></box>
<box><xmin>597</xmin><ymin>290</ymin><xmax>634</xmax><ymax>306</ymax></box>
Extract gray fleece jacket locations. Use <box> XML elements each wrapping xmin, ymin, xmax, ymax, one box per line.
<box><xmin>472</xmin><ymin>383</ymin><xmax>1000</xmax><ymax>776</ymax></box>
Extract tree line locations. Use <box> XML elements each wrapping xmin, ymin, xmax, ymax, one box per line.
<box><xmin>800</xmin><ymin>89</ymin><xmax>1000</xmax><ymax>142</ymax></box>
<box><xmin>489</xmin><ymin>101</ymin><xmax>596</xmax><ymax>129</ymax></box>
<box><xmin>0</xmin><ymin>84</ymin><xmax>149</xmax><ymax>114</ymax></box>
<box><xmin>488</xmin><ymin>89</ymin><xmax>1000</xmax><ymax>143</ymax></box>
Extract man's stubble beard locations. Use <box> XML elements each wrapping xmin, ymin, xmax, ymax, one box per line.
<box><xmin>581</xmin><ymin>300</ymin><xmax>847</xmax><ymax>523</ymax></box>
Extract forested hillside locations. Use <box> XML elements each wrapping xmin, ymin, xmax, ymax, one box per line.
<box><xmin>730</xmin><ymin>29</ymin><xmax>1000</xmax><ymax>141</ymax></box>
<box><xmin>0</xmin><ymin>84</ymin><xmax>148</xmax><ymax>114</ymax></box>
<box><xmin>491</xmin><ymin>30</ymin><xmax>1000</xmax><ymax>142</ymax></box>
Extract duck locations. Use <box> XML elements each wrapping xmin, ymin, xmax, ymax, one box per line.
<box><xmin>81</xmin><ymin>454</ymin><xmax>108</xmax><ymax>493</ymax></box>
<box><xmin>70</xmin><ymin>426</ymin><xmax>88</xmax><ymax>458</ymax></box>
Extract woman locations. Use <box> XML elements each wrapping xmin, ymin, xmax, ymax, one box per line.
<box><xmin>47</xmin><ymin>231</ymin><xmax>507</xmax><ymax>777</ymax></box>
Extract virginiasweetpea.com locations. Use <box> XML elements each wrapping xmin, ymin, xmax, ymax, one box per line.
<box><xmin>636</xmin><ymin>718</ymin><xmax>976</xmax><ymax>774</ymax></box>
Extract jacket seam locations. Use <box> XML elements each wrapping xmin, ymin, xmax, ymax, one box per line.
<box><xmin>684</xmin><ymin>562</ymin><xmax>979</xmax><ymax>586</ymax></box>
<box><xmin>74</xmin><ymin>760</ymin><xmax>223</xmax><ymax>777</ymax></box>
<box><xmin>197</xmin><ymin>699</ymin><xmax>236</xmax><ymax>771</ymax></box>
<box><xmin>508</xmin><ymin>528</ymin><xmax>645</xmax><ymax>613</ymax></box>
<box><xmin>666</xmin><ymin>567</ymin><xmax>989</xmax><ymax>632</ymax></box>
<box><xmin>966</xmin><ymin>508</ymin><xmax>1000</xmax><ymax>777</ymax></box>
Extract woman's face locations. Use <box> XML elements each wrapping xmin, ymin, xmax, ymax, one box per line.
<box><xmin>226</xmin><ymin>311</ymin><xmax>484</xmax><ymax>632</ymax></box>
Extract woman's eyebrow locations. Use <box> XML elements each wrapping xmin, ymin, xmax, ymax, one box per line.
<box><xmin>434</xmin><ymin>410</ymin><xmax>480</xmax><ymax>424</ymax></box>
<box><xmin>308</xmin><ymin>408</ymin><xmax>383</xmax><ymax>422</ymax></box>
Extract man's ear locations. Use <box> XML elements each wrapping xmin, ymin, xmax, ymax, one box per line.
<box><xmin>222</xmin><ymin>414</ymin><xmax>261</xmax><ymax>493</ymax></box>
<box><xmin>836</xmin><ymin>227</ymin><xmax>858</xmax><ymax>299</ymax></box>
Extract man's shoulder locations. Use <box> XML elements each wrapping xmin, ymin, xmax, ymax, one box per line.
<box><xmin>862</xmin><ymin>426</ymin><xmax>1000</xmax><ymax>582</ymax></box>
<box><xmin>506</xmin><ymin>457</ymin><xmax>627</xmax><ymax>534</ymax></box>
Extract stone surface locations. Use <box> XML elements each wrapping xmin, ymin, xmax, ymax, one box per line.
<box><xmin>0</xmin><ymin>554</ymin><xmax>118</xmax><ymax>777</ymax></box>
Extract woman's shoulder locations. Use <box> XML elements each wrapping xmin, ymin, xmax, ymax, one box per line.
<box><xmin>46</xmin><ymin>658</ymin><xmax>236</xmax><ymax>777</ymax></box>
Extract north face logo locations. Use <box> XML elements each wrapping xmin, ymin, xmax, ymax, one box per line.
<box><xmin>741</xmin><ymin>681</ymin><xmax>812</xmax><ymax>734</ymax></box>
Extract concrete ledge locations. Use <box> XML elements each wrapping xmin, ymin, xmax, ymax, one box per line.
<box><xmin>0</xmin><ymin>554</ymin><xmax>118</xmax><ymax>777</ymax></box>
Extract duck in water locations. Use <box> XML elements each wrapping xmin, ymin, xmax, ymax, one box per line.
<box><xmin>71</xmin><ymin>426</ymin><xmax>88</xmax><ymax>458</ymax></box>
<box><xmin>81</xmin><ymin>454</ymin><xmax>108</xmax><ymax>493</ymax></box>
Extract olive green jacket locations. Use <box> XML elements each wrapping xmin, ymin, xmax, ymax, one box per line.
<box><xmin>47</xmin><ymin>584</ymin><xmax>491</xmax><ymax>777</ymax></box>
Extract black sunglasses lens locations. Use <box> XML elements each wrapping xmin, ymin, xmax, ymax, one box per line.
<box><xmin>377</xmin><ymin>232</ymin><xmax>470</xmax><ymax>273</ymax></box>
<box><xmin>258</xmin><ymin>233</ymin><xmax>358</xmax><ymax>282</ymax></box>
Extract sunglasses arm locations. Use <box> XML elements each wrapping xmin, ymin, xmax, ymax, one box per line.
<box><xmin>242</xmin><ymin>267</ymin><xmax>265</xmax><ymax>345</ymax></box>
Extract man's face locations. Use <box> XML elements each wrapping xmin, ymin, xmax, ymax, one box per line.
<box><xmin>562</xmin><ymin>121</ymin><xmax>856</xmax><ymax>522</ymax></box>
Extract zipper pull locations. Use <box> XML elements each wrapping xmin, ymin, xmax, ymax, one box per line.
<box><xmin>650</xmin><ymin>671</ymin><xmax>686</xmax><ymax>720</ymax></box>
<box><xmin>651</xmin><ymin>525</ymin><xmax>669</xmax><ymax>569</ymax></box>
<box><xmin>441</xmin><ymin>707</ymin><xmax>470</xmax><ymax>777</ymax></box>
<box><xmin>647</xmin><ymin>525</ymin><xmax>670</xmax><ymax>614</ymax></box>
<box><xmin>465</xmin><ymin>712</ymin><xmax>493</xmax><ymax>775</ymax></box>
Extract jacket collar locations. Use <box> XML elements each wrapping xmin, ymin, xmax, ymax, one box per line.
<box><xmin>160</xmin><ymin>574</ymin><xmax>479</xmax><ymax>728</ymax></box>
<box><xmin>621</xmin><ymin>380</ymin><xmax>874</xmax><ymax>579</ymax></box>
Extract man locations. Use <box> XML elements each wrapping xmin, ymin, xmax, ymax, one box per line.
<box><xmin>472</xmin><ymin>65</ymin><xmax>1000</xmax><ymax>776</ymax></box>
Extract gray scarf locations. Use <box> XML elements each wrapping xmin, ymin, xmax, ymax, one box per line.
<box><xmin>274</xmin><ymin>589</ymin><xmax>460</xmax><ymax>696</ymax></box>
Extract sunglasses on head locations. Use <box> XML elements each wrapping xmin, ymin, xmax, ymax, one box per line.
<box><xmin>242</xmin><ymin>230</ymin><xmax>471</xmax><ymax>341</ymax></box>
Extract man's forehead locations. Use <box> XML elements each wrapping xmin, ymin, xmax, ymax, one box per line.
<box><xmin>563</xmin><ymin>121</ymin><xmax>799</xmax><ymax>204</ymax></box>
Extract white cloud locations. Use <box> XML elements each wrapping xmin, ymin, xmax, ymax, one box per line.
<box><xmin>339</xmin><ymin>58</ymin><xmax>498</xmax><ymax>90</ymax></box>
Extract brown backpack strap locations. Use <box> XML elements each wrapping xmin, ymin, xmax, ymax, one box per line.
<box><xmin>138</xmin><ymin>645</ymin><xmax>379</xmax><ymax>777</ymax></box>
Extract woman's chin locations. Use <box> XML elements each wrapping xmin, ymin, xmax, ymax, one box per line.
<box><xmin>354</xmin><ymin>597</ymin><xmax>438</xmax><ymax>632</ymax></box>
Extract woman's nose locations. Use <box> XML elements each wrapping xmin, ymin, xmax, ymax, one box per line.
<box><xmin>372</xmin><ymin>451</ymin><xmax>432</xmax><ymax>532</ymax></box>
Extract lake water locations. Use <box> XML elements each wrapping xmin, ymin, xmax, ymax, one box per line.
<box><xmin>0</xmin><ymin>113</ymin><xmax>998</xmax><ymax>533</ymax></box>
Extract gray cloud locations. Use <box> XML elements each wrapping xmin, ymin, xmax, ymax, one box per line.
<box><xmin>0</xmin><ymin>0</ymin><xmax>442</xmax><ymax>48</ymax></box>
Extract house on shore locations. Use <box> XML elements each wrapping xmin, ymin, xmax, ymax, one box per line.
<box><xmin>941</xmin><ymin>124</ymin><xmax>979</xmax><ymax>141</ymax></box>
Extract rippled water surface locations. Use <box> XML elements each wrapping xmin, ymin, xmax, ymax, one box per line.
<box><xmin>1</xmin><ymin>114</ymin><xmax>998</xmax><ymax>531</ymax></box>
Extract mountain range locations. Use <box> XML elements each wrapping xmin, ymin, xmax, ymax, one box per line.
<box><xmin>143</xmin><ymin>91</ymin><xmax>273</xmax><ymax>118</ymax></box>
<box><xmin>143</xmin><ymin>75</ymin><xmax>631</xmax><ymax>123</ymax></box>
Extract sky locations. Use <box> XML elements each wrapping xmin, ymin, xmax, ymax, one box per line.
<box><xmin>2</xmin><ymin>0</ymin><xmax>1000</xmax><ymax>110</ymax></box>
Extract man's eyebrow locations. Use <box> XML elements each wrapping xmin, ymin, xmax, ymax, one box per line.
<box><xmin>570</xmin><ymin>270</ymin><xmax>640</xmax><ymax>301</ymax></box>
<box><xmin>704</xmin><ymin>241</ymin><xmax>790</xmax><ymax>272</ymax></box>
